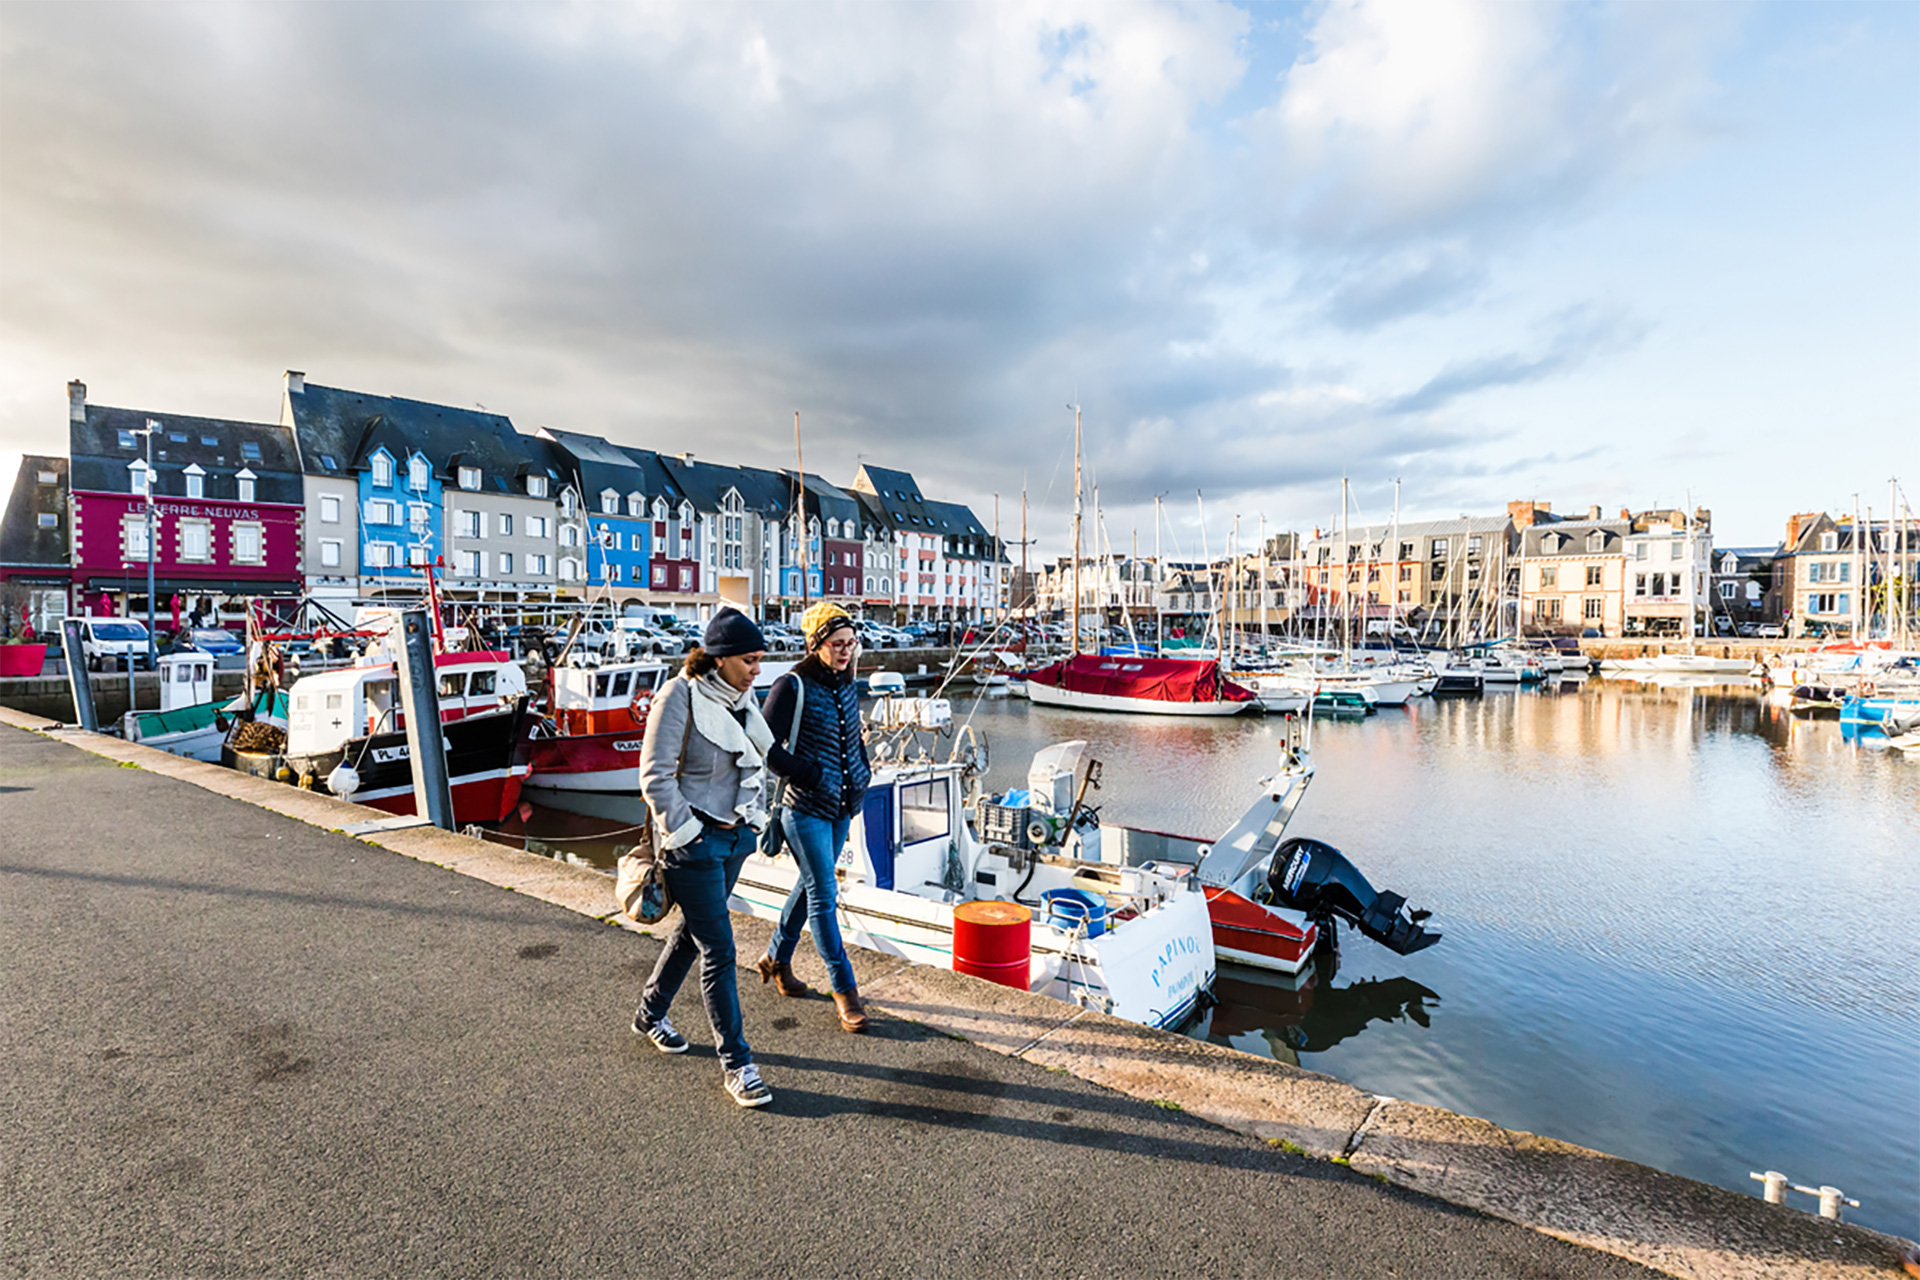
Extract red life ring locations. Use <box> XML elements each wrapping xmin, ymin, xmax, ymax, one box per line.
<box><xmin>1861</xmin><ymin>679</ymin><xmax>1876</xmax><ymax>698</ymax></box>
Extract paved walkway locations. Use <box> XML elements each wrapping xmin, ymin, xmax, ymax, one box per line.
<box><xmin>0</xmin><ymin>723</ymin><xmax>1664</xmax><ymax>1278</ymax></box>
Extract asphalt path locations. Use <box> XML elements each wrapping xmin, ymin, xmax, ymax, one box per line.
<box><xmin>0</xmin><ymin>724</ymin><xmax>1658</xmax><ymax>1279</ymax></box>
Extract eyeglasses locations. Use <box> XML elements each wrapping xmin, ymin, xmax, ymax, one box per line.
<box><xmin>823</xmin><ymin>638</ymin><xmax>858</xmax><ymax>651</ymax></box>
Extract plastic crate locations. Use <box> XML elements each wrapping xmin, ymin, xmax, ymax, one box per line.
<box><xmin>980</xmin><ymin>802</ymin><xmax>1032</xmax><ymax>849</ymax></box>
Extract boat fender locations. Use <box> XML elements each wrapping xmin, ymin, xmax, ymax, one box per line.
<box><xmin>327</xmin><ymin>763</ymin><xmax>362</xmax><ymax>799</ymax></box>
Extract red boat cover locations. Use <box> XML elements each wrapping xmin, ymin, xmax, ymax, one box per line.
<box><xmin>1024</xmin><ymin>654</ymin><xmax>1255</xmax><ymax>703</ymax></box>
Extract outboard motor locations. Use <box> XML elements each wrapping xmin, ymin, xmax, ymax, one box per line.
<box><xmin>1267</xmin><ymin>837</ymin><xmax>1441</xmax><ymax>956</ymax></box>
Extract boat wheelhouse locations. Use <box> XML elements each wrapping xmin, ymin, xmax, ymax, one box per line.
<box><xmin>282</xmin><ymin>650</ymin><xmax>530</xmax><ymax>824</ymax></box>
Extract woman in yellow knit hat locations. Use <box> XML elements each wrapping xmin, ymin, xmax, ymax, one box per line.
<box><xmin>758</xmin><ymin>602</ymin><xmax>872</xmax><ymax>1031</ymax></box>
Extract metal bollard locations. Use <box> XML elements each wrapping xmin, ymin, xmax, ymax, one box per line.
<box><xmin>1749</xmin><ymin>1171</ymin><xmax>1787</xmax><ymax>1204</ymax></box>
<box><xmin>1810</xmin><ymin>1185</ymin><xmax>1859</xmax><ymax>1221</ymax></box>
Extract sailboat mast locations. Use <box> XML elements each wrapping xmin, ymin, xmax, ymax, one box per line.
<box><xmin>1071</xmin><ymin>403</ymin><xmax>1083</xmax><ymax>656</ymax></box>
<box><xmin>1340</xmin><ymin>477</ymin><xmax>1350</xmax><ymax>670</ymax></box>
<box><xmin>1259</xmin><ymin>513</ymin><xmax>1269</xmax><ymax>654</ymax></box>
<box><xmin>795</xmin><ymin>410</ymin><xmax>809</xmax><ymax>609</ymax></box>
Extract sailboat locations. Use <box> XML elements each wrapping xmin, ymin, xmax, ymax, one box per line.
<box><xmin>1023</xmin><ymin>407</ymin><xmax>1259</xmax><ymax>716</ymax></box>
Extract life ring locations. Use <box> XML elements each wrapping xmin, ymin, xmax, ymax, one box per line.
<box><xmin>1861</xmin><ymin>679</ymin><xmax>1876</xmax><ymax>698</ymax></box>
<box><xmin>629</xmin><ymin>684</ymin><xmax>655</xmax><ymax>725</ymax></box>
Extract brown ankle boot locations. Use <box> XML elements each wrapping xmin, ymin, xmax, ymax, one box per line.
<box><xmin>756</xmin><ymin>954</ymin><xmax>810</xmax><ymax>998</ymax></box>
<box><xmin>832</xmin><ymin>989</ymin><xmax>869</xmax><ymax>1034</ymax></box>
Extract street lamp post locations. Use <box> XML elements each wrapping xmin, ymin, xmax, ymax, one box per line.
<box><xmin>135</xmin><ymin>419</ymin><xmax>160</xmax><ymax>672</ymax></box>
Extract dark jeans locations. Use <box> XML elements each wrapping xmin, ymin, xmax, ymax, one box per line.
<box><xmin>769</xmin><ymin>811</ymin><xmax>856</xmax><ymax>994</ymax></box>
<box><xmin>638</xmin><ymin>824</ymin><xmax>754</xmax><ymax>1071</ymax></box>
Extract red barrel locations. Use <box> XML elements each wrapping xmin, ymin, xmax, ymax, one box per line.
<box><xmin>952</xmin><ymin>900</ymin><xmax>1033</xmax><ymax>990</ymax></box>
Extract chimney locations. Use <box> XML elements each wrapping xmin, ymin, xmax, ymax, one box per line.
<box><xmin>284</xmin><ymin>370</ymin><xmax>306</xmax><ymax>395</ymax></box>
<box><xmin>67</xmin><ymin>380</ymin><xmax>86</xmax><ymax>424</ymax></box>
<box><xmin>677</xmin><ymin>451</ymin><xmax>694</xmax><ymax>462</ymax></box>
<box><xmin>1506</xmin><ymin>499</ymin><xmax>1551</xmax><ymax>528</ymax></box>
<box><xmin>1588</xmin><ymin>504</ymin><xmax>1601</xmax><ymax>521</ymax></box>
<box><xmin>1620</xmin><ymin>508</ymin><xmax>1631</xmax><ymax>520</ymax></box>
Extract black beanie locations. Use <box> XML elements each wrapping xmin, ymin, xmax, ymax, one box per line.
<box><xmin>702</xmin><ymin>608</ymin><xmax>766</xmax><ymax>657</ymax></box>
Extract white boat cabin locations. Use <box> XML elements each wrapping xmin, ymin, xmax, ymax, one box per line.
<box><xmin>287</xmin><ymin>652</ymin><xmax>525</xmax><ymax>757</ymax></box>
<box><xmin>158</xmin><ymin>652</ymin><xmax>215</xmax><ymax>712</ymax></box>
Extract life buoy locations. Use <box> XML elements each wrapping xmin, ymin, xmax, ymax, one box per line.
<box><xmin>1861</xmin><ymin>679</ymin><xmax>1876</xmax><ymax>698</ymax></box>
<box><xmin>629</xmin><ymin>684</ymin><xmax>655</xmax><ymax>725</ymax></box>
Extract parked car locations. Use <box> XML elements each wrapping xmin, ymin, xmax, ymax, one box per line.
<box><xmin>175</xmin><ymin>627</ymin><xmax>244</xmax><ymax>656</ymax></box>
<box><xmin>1756</xmin><ymin>623</ymin><xmax>1785</xmax><ymax>638</ymax></box>
<box><xmin>1737</xmin><ymin>621</ymin><xmax>1759</xmax><ymax>637</ymax></box>
<box><xmin>76</xmin><ymin>618</ymin><xmax>153</xmax><ymax>671</ymax></box>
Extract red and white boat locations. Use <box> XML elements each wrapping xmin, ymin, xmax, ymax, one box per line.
<box><xmin>282</xmin><ymin>650</ymin><xmax>534</xmax><ymax>824</ymax></box>
<box><xmin>1134</xmin><ymin>717</ymin><xmax>1440</xmax><ymax>972</ymax></box>
<box><xmin>522</xmin><ymin>657</ymin><xmax>671</xmax><ymax>822</ymax></box>
<box><xmin>1023</xmin><ymin>654</ymin><xmax>1258</xmax><ymax>716</ymax></box>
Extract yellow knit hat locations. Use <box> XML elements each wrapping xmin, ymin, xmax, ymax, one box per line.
<box><xmin>801</xmin><ymin>602</ymin><xmax>856</xmax><ymax>651</ymax></box>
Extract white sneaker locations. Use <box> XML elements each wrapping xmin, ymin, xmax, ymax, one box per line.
<box><xmin>724</xmin><ymin>1063</ymin><xmax>773</xmax><ymax>1108</ymax></box>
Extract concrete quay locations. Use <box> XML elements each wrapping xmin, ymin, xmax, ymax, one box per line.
<box><xmin>1</xmin><ymin>707</ymin><xmax>1911</xmax><ymax>1279</ymax></box>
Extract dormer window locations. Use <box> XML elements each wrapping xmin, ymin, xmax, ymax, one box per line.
<box><xmin>458</xmin><ymin>466</ymin><xmax>482</xmax><ymax>491</ymax></box>
<box><xmin>128</xmin><ymin>459</ymin><xmax>151</xmax><ymax>496</ymax></box>
<box><xmin>601</xmin><ymin>489</ymin><xmax>619</xmax><ymax>514</ymax></box>
<box><xmin>236</xmin><ymin>468</ymin><xmax>257</xmax><ymax>502</ymax></box>
<box><xmin>371</xmin><ymin>454</ymin><xmax>394</xmax><ymax>487</ymax></box>
<box><xmin>653</xmin><ymin>498</ymin><xmax>668</xmax><ymax>522</ymax></box>
<box><xmin>527</xmin><ymin>475</ymin><xmax>548</xmax><ymax>498</ymax></box>
<box><xmin>1586</xmin><ymin>531</ymin><xmax>1606</xmax><ymax>553</ymax></box>
<box><xmin>409</xmin><ymin>456</ymin><xmax>431</xmax><ymax>491</ymax></box>
<box><xmin>1820</xmin><ymin>531</ymin><xmax>1838</xmax><ymax>552</ymax></box>
<box><xmin>561</xmin><ymin>490</ymin><xmax>577</xmax><ymax>518</ymax></box>
<box><xmin>627</xmin><ymin>493</ymin><xmax>644</xmax><ymax>517</ymax></box>
<box><xmin>183</xmin><ymin>463</ymin><xmax>205</xmax><ymax>499</ymax></box>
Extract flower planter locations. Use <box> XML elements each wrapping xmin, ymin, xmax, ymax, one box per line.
<box><xmin>0</xmin><ymin>644</ymin><xmax>48</xmax><ymax>677</ymax></box>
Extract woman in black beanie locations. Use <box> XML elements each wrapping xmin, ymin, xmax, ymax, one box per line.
<box><xmin>633</xmin><ymin>608</ymin><xmax>788</xmax><ymax>1106</ymax></box>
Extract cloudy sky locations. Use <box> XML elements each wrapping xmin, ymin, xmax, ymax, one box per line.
<box><xmin>0</xmin><ymin>0</ymin><xmax>1913</xmax><ymax>552</ymax></box>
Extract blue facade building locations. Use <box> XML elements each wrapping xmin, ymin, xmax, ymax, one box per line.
<box><xmin>356</xmin><ymin>426</ymin><xmax>442</xmax><ymax>586</ymax></box>
<box><xmin>538</xmin><ymin>429</ymin><xmax>679</xmax><ymax>596</ymax></box>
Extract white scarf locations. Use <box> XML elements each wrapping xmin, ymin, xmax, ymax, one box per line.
<box><xmin>687</xmin><ymin>672</ymin><xmax>776</xmax><ymax>827</ymax></box>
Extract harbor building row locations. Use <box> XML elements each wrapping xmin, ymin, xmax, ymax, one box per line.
<box><xmin>0</xmin><ymin>374</ymin><xmax>1005</xmax><ymax>634</ymax></box>
<box><xmin>1028</xmin><ymin>499</ymin><xmax>1917</xmax><ymax>642</ymax></box>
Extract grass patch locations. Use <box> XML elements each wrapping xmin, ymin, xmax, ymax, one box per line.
<box><xmin>1149</xmin><ymin>1099</ymin><xmax>1183</xmax><ymax>1112</ymax></box>
<box><xmin>116</xmin><ymin>760</ymin><xmax>140</xmax><ymax>769</ymax></box>
<box><xmin>1269</xmin><ymin>1138</ymin><xmax>1308</xmax><ymax>1157</ymax></box>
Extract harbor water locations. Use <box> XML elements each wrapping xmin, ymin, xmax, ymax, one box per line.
<box><xmin>512</xmin><ymin>676</ymin><xmax>1920</xmax><ymax>1237</ymax></box>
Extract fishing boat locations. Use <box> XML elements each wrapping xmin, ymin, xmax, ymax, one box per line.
<box><xmin>730</xmin><ymin>691</ymin><xmax>1217</xmax><ymax>1029</ymax></box>
<box><xmin>521</xmin><ymin>655</ymin><xmax>672</xmax><ymax>821</ymax></box>
<box><xmin>1023</xmin><ymin>653</ymin><xmax>1259</xmax><ymax>716</ymax></box>
<box><xmin>120</xmin><ymin>651</ymin><xmax>235</xmax><ymax>762</ymax></box>
<box><xmin>281</xmin><ymin>649</ymin><xmax>533</xmax><ymax>824</ymax></box>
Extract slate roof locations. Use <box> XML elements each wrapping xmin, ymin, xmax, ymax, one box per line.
<box><xmin>0</xmin><ymin>455</ymin><xmax>69</xmax><ymax>568</ymax></box>
<box><xmin>851</xmin><ymin>464</ymin><xmax>942</xmax><ymax>533</ymax></box>
<box><xmin>542</xmin><ymin>429</ymin><xmax>661</xmax><ymax>511</ymax></box>
<box><xmin>1522</xmin><ymin>519</ymin><xmax>1631</xmax><ymax>557</ymax></box>
<box><xmin>657</xmin><ymin>455</ymin><xmax>750</xmax><ymax>515</ymax></box>
<box><xmin>614</xmin><ymin>446</ymin><xmax>685</xmax><ymax>509</ymax></box>
<box><xmin>286</xmin><ymin>382</ymin><xmax>563</xmax><ymax>494</ymax></box>
<box><xmin>731</xmin><ymin>465</ymin><xmax>796</xmax><ymax>521</ymax></box>
<box><xmin>775</xmin><ymin>471</ymin><xmax>858</xmax><ymax>531</ymax></box>
<box><xmin>70</xmin><ymin>404</ymin><xmax>302</xmax><ymax>503</ymax></box>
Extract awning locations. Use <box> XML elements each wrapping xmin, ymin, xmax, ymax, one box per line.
<box><xmin>84</xmin><ymin>577</ymin><xmax>302</xmax><ymax>597</ymax></box>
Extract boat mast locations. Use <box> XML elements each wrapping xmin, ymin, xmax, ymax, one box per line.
<box><xmin>1153</xmin><ymin>493</ymin><xmax>1164</xmax><ymax>646</ymax></box>
<box><xmin>1390</xmin><ymin>479</ymin><xmax>1401</xmax><ymax>645</ymax></box>
<box><xmin>795</xmin><ymin>410</ymin><xmax>809</xmax><ymax>609</ymax></box>
<box><xmin>1070</xmin><ymin>402</ymin><xmax>1082</xmax><ymax>657</ymax></box>
<box><xmin>1340</xmin><ymin>477</ymin><xmax>1351</xmax><ymax>671</ymax></box>
<box><xmin>1259</xmin><ymin>513</ymin><xmax>1269</xmax><ymax>658</ymax></box>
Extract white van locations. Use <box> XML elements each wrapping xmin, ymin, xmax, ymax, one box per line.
<box><xmin>77</xmin><ymin>617</ymin><xmax>153</xmax><ymax>671</ymax></box>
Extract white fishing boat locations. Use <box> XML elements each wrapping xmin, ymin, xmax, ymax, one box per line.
<box><xmin>730</xmin><ymin>685</ymin><xmax>1216</xmax><ymax>1028</ymax></box>
<box><xmin>121</xmin><ymin>651</ymin><xmax>232</xmax><ymax>762</ymax></box>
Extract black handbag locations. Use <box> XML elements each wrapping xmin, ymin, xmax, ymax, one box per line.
<box><xmin>614</xmin><ymin>685</ymin><xmax>691</xmax><ymax>924</ymax></box>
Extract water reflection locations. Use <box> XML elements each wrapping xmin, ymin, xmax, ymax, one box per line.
<box><xmin>1195</xmin><ymin>955</ymin><xmax>1442</xmax><ymax>1067</ymax></box>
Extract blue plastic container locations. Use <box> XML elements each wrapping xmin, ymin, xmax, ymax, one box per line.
<box><xmin>1040</xmin><ymin>887</ymin><xmax>1109</xmax><ymax>939</ymax></box>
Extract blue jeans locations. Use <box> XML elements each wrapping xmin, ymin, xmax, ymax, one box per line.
<box><xmin>639</xmin><ymin>824</ymin><xmax>753</xmax><ymax>1071</ymax></box>
<box><xmin>769</xmin><ymin>811</ymin><xmax>856</xmax><ymax>994</ymax></box>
